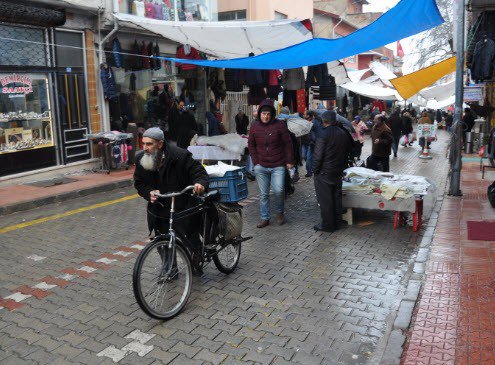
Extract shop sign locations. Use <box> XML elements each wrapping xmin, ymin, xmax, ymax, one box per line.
<box><xmin>0</xmin><ymin>74</ymin><xmax>33</xmax><ymax>95</ymax></box>
<box><xmin>464</xmin><ymin>85</ymin><xmax>484</xmax><ymax>102</ymax></box>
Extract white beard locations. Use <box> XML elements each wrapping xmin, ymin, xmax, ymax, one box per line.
<box><xmin>140</xmin><ymin>152</ymin><xmax>158</xmax><ymax>171</ymax></box>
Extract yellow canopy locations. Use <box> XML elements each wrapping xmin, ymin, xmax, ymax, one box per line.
<box><xmin>390</xmin><ymin>56</ymin><xmax>457</xmax><ymax>100</ymax></box>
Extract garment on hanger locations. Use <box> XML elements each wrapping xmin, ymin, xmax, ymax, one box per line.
<box><xmin>248</xmin><ymin>86</ymin><xmax>266</xmax><ymax>106</ymax></box>
<box><xmin>306</xmin><ymin>64</ymin><xmax>330</xmax><ymax>88</ymax></box>
<box><xmin>282</xmin><ymin>90</ymin><xmax>297</xmax><ymax>112</ymax></box>
<box><xmin>282</xmin><ymin>68</ymin><xmax>305</xmax><ymax>91</ymax></box>
<box><xmin>153</xmin><ymin>2</ymin><xmax>163</xmax><ymax>19</ymax></box>
<box><xmin>141</xmin><ymin>41</ymin><xmax>150</xmax><ymax>69</ymax></box>
<box><xmin>471</xmin><ymin>36</ymin><xmax>495</xmax><ymax>81</ymax></box>
<box><xmin>112</xmin><ymin>38</ymin><xmax>124</xmax><ymax>68</ymax></box>
<box><xmin>144</xmin><ymin>0</ymin><xmax>155</xmax><ymax>18</ymax></box>
<box><xmin>134</xmin><ymin>0</ymin><xmax>145</xmax><ymax>17</ymax></box>
<box><xmin>224</xmin><ymin>69</ymin><xmax>243</xmax><ymax>92</ymax></box>
<box><xmin>147</xmin><ymin>42</ymin><xmax>155</xmax><ymax>69</ymax></box>
<box><xmin>175</xmin><ymin>45</ymin><xmax>201</xmax><ymax>71</ymax></box>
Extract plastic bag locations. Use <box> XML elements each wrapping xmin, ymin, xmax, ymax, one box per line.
<box><xmin>400</xmin><ymin>135</ymin><xmax>407</xmax><ymax>146</ymax></box>
<box><xmin>479</xmin><ymin>145</ymin><xmax>486</xmax><ymax>157</ymax></box>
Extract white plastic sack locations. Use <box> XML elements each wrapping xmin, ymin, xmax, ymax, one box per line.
<box><xmin>287</xmin><ymin>118</ymin><xmax>313</xmax><ymax>137</ymax></box>
<box><xmin>400</xmin><ymin>135</ymin><xmax>407</xmax><ymax>146</ymax></box>
<box><xmin>205</xmin><ymin>161</ymin><xmax>242</xmax><ymax>177</ymax></box>
<box><xmin>195</xmin><ymin>133</ymin><xmax>248</xmax><ymax>155</ymax></box>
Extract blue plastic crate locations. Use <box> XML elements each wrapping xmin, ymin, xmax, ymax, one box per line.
<box><xmin>209</xmin><ymin>168</ymin><xmax>249</xmax><ymax>203</ymax></box>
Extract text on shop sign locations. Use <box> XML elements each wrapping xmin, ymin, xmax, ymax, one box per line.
<box><xmin>0</xmin><ymin>74</ymin><xmax>33</xmax><ymax>95</ymax></box>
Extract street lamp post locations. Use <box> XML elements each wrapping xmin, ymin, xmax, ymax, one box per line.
<box><xmin>449</xmin><ymin>0</ymin><xmax>465</xmax><ymax>196</ymax></box>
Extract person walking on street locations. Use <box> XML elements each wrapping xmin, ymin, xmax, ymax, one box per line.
<box><xmin>418</xmin><ymin>111</ymin><xmax>433</xmax><ymax>150</ymax></box>
<box><xmin>401</xmin><ymin>110</ymin><xmax>414</xmax><ymax>147</ymax></box>
<box><xmin>248</xmin><ymin>99</ymin><xmax>294</xmax><ymax>228</ymax></box>
<box><xmin>313</xmin><ymin>110</ymin><xmax>352</xmax><ymax>233</ymax></box>
<box><xmin>445</xmin><ymin>110</ymin><xmax>454</xmax><ymax>132</ymax></box>
<box><xmin>301</xmin><ymin>110</ymin><xmax>316</xmax><ymax>177</ymax></box>
<box><xmin>368</xmin><ymin>115</ymin><xmax>393</xmax><ymax>172</ymax></box>
<box><xmin>462</xmin><ymin>108</ymin><xmax>476</xmax><ymax>147</ymax></box>
<box><xmin>387</xmin><ymin>109</ymin><xmax>403</xmax><ymax>158</ymax></box>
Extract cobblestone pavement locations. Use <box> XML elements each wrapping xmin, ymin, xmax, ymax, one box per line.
<box><xmin>0</xmin><ymin>131</ymin><xmax>450</xmax><ymax>364</ymax></box>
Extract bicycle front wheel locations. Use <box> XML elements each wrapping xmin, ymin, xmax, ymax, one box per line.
<box><xmin>133</xmin><ymin>240</ymin><xmax>192</xmax><ymax>320</ymax></box>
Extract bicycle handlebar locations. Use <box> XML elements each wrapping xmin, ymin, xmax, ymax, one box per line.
<box><xmin>153</xmin><ymin>185</ymin><xmax>196</xmax><ymax>199</ymax></box>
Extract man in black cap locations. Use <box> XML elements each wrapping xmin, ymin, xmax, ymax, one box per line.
<box><xmin>313</xmin><ymin>110</ymin><xmax>352</xmax><ymax>233</ymax></box>
<box><xmin>134</xmin><ymin>127</ymin><xmax>208</xmax><ymax>272</ymax></box>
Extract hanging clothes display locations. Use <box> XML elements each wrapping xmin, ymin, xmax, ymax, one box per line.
<box><xmin>296</xmin><ymin>89</ymin><xmax>306</xmax><ymax>114</ymax></box>
<box><xmin>248</xmin><ymin>86</ymin><xmax>266</xmax><ymax>106</ymax></box>
<box><xmin>112</xmin><ymin>38</ymin><xmax>124</xmax><ymax>68</ymax></box>
<box><xmin>175</xmin><ymin>44</ymin><xmax>201</xmax><ymax>72</ymax></box>
<box><xmin>147</xmin><ymin>42</ymin><xmax>155</xmax><ymax>69</ymax></box>
<box><xmin>153</xmin><ymin>43</ymin><xmax>161</xmax><ymax>70</ymax></box>
<box><xmin>282</xmin><ymin>90</ymin><xmax>297</xmax><ymax>112</ymax></box>
<box><xmin>100</xmin><ymin>64</ymin><xmax>118</xmax><ymax>100</ymax></box>
<box><xmin>141</xmin><ymin>41</ymin><xmax>150</xmax><ymax>69</ymax></box>
<box><xmin>471</xmin><ymin>35</ymin><xmax>495</xmax><ymax>82</ymax></box>
<box><xmin>225</xmin><ymin>69</ymin><xmax>243</xmax><ymax>92</ymax></box>
<box><xmin>144</xmin><ymin>0</ymin><xmax>155</xmax><ymax>18</ymax></box>
<box><xmin>282</xmin><ymin>68</ymin><xmax>305</xmax><ymax>90</ymax></box>
<box><xmin>305</xmin><ymin>64</ymin><xmax>330</xmax><ymax>88</ymax></box>
<box><xmin>267</xmin><ymin>69</ymin><xmax>282</xmax><ymax>99</ymax></box>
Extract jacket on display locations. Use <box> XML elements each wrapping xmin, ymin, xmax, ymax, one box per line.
<box><xmin>471</xmin><ymin>37</ymin><xmax>495</xmax><ymax>81</ymax></box>
<box><xmin>224</xmin><ymin>69</ymin><xmax>243</xmax><ymax>92</ymax></box>
<box><xmin>112</xmin><ymin>38</ymin><xmax>124</xmax><ymax>68</ymax></box>
<box><xmin>244</xmin><ymin>69</ymin><xmax>265</xmax><ymax>87</ymax></box>
<box><xmin>100</xmin><ymin>64</ymin><xmax>118</xmax><ymax>100</ymax></box>
<box><xmin>208</xmin><ymin>68</ymin><xmax>227</xmax><ymax>101</ymax></box>
<box><xmin>134</xmin><ymin>144</ymin><xmax>209</xmax><ymax>232</ymax></box>
<box><xmin>313</xmin><ymin>125</ymin><xmax>352</xmax><ymax>176</ymax></box>
<box><xmin>248</xmin><ymin>99</ymin><xmax>294</xmax><ymax>168</ymax></box>
<box><xmin>282</xmin><ymin>68</ymin><xmax>305</xmax><ymax>91</ymax></box>
<box><xmin>306</xmin><ymin>64</ymin><xmax>330</xmax><ymax>88</ymax></box>
<box><xmin>141</xmin><ymin>41</ymin><xmax>150</xmax><ymax>69</ymax></box>
<box><xmin>175</xmin><ymin>45</ymin><xmax>201</xmax><ymax>71</ymax></box>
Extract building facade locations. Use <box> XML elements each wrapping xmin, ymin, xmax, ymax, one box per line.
<box><xmin>217</xmin><ymin>0</ymin><xmax>313</xmax><ymax>21</ymax></box>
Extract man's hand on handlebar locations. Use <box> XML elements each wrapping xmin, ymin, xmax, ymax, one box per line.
<box><xmin>150</xmin><ymin>190</ymin><xmax>160</xmax><ymax>203</ymax></box>
<box><xmin>193</xmin><ymin>183</ymin><xmax>205</xmax><ymax>195</ymax></box>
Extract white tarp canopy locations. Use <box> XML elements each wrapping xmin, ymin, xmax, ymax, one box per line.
<box><xmin>420</xmin><ymin>80</ymin><xmax>455</xmax><ymax>102</ymax></box>
<box><xmin>56</xmin><ymin>0</ymin><xmax>102</xmax><ymax>10</ymax></box>
<box><xmin>426</xmin><ymin>95</ymin><xmax>455</xmax><ymax>110</ymax></box>
<box><xmin>369</xmin><ymin>61</ymin><xmax>397</xmax><ymax>80</ymax></box>
<box><xmin>327</xmin><ymin>61</ymin><xmax>351</xmax><ymax>85</ymax></box>
<box><xmin>341</xmin><ymin>81</ymin><xmax>402</xmax><ymax>101</ymax></box>
<box><xmin>348</xmin><ymin>69</ymin><xmax>370</xmax><ymax>83</ymax></box>
<box><xmin>114</xmin><ymin>13</ymin><xmax>313</xmax><ymax>59</ymax></box>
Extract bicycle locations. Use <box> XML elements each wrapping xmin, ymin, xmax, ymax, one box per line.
<box><xmin>132</xmin><ymin>185</ymin><xmax>251</xmax><ymax>320</ymax></box>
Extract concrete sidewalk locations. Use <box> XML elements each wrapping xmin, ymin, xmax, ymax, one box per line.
<box><xmin>0</xmin><ymin>168</ymin><xmax>135</xmax><ymax>216</ymax></box>
<box><xmin>401</xmin><ymin>161</ymin><xmax>495</xmax><ymax>365</ymax></box>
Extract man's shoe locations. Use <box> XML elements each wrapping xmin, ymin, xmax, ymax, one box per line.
<box><xmin>393</xmin><ymin>154</ymin><xmax>397</xmax><ymax>158</ymax></box>
<box><xmin>305</xmin><ymin>173</ymin><xmax>313</xmax><ymax>178</ymax></box>
<box><xmin>277</xmin><ymin>213</ymin><xmax>286</xmax><ymax>225</ymax></box>
<box><xmin>257</xmin><ymin>220</ymin><xmax>270</xmax><ymax>228</ymax></box>
<box><xmin>313</xmin><ymin>224</ymin><xmax>335</xmax><ymax>233</ymax></box>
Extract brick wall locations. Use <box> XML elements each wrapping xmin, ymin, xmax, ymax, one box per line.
<box><xmin>84</xmin><ymin>30</ymin><xmax>101</xmax><ymax>134</ymax></box>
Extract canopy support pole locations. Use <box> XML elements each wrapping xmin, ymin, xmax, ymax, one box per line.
<box><xmin>449</xmin><ymin>0</ymin><xmax>465</xmax><ymax>196</ymax></box>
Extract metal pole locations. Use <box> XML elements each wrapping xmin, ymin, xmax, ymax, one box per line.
<box><xmin>449</xmin><ymin>0</ymin><xmax>465</xmax><ymax>196</ymax></box>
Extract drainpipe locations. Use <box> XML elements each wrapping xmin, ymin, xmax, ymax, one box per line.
<box><xmin>332</xmin><ymin>17</ymin><xmax>344</xmax><ymax>39</ymax></box>
<box><xmin>97</xmin><ymin>20</ymin><xmax>119</xmax><ymax>132</ymax></box>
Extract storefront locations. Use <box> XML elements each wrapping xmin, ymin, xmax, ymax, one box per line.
<box><xmin>0</xmin><ymin>20</ymin><xmax>92</xmax><ymax>177</ymax></box>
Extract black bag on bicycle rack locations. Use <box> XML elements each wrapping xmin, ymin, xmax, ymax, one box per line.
<box><xmin>215</xmin><ymin>203</ymin><xmax>243</xmax><ymax>241</ymax></box>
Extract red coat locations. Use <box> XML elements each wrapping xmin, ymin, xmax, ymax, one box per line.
<box><xmin>248</xmin><ymin>119</ymin><xmax>294</xmax><ymax>168</ymax></box>
<box><xmin>268</xmin><ymin>70</ymin><xmax>282</xmax><ymax>86</ymax></box>
<box><xmin>175</xmin><ymin>45</ymin><xmax>201</xmax><ymax>71</ymax></box>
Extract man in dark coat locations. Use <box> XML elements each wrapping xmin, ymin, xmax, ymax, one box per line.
<box><xmin>235</xmin><ymin>108</ymin><xmax>249</xmax><ymax>135</ymax></box>
<box><xmin>134</xmin><ymin>128</ymin><xmax>208</xmax><ymax>259</ymax></box>
<box><xmin>387</xmin><ymin>109</ymin><xmax>403</xmax><ymax>158</ymax></box>
<box><xmin>168</xmin><ymin>101</ymin><xmax>198</xmax><ymax>148</ymax></box>
<box><xmin>313</xmin><ymin>110</ymin><xmax>352</xmax><ymax>233</ymax></box>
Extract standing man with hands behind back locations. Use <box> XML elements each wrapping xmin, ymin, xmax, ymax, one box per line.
<box><xmin>248</xmin><ymin>99</ymin><xmax>294</xmax><ymax>228</ymax></box>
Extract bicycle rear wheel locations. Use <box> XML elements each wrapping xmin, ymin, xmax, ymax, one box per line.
<box><xmin>213</xmin><ymin>240</ymin><xmax>241</xmax><ymax>274</ymax></box>
<box><xmin>133</xmin><ymin>239</ymin><xmax>192</xmax><ymax>320</ymax></box>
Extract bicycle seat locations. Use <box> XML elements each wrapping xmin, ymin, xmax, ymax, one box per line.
<box><xmin>202</xmin><ymin>190</ymin><xmax>220</xmax><ymax>202</ymax></box>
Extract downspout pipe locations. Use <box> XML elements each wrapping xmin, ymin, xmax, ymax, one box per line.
<box><xmin>97</xmin><ymin>19</ymin><xmax>119</xmax><ymax>132</ymax></box>
<box><xmin>332</xmin><ymin>18</ymin><xmax>344</xmax><ymax>39</ymax></box>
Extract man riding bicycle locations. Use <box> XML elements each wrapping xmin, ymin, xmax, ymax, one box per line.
<box><xmin>133</xmin><ymin>127</ymin><xmax>208</xmax><ymax>274</ymax></box>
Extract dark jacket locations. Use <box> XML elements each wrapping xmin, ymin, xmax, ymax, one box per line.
<box><xmin>313</xmin><ymin>124</ymin><xmax>352</xmax><ymax>176</ymax></box>
<box><xmin>282</xmin><ymin>68</ymin><xmax>305</xmax><ymax>90</ymax></box>
<box><xmin>387</xmin><ymin>112</ymin><xmax>403</xmax><ymax>138</ymax></box>
<box><xmin>305</xmin><ymin>64</ymin><xmax>330</xmax><ymax>88</ymax></box>
<box><xmin>371</xmin><ymin>124</ymin><xmax>393</xmax><ymax>158</ymax></box>
<box><xmin>471</xmin><ymin>38</ymin><xmax>495</xmax><ymax>81</ymax></box>
<box><xmin>206</xmin><ymin>112</ymin><xmax>221</xmax><ymax>136</ymax></box>
<box><xmin>235</xmin><ymin>114</ymin><xmax>249</xmax><ymax>135</ymax></box>
<box><xmin>100</xmin><ymin>64</ymin><xmax>118</xmax><ymax>100</ymax></box>
<box><xmin>134</xmin><ymin>144</ymin><xmax>209</xmax><ymax>232</ymax></box>
<box><xmin>401</xmin><ymin>115</ymin><xmax>413</xmax><ymax>135</ymax></box>
<box><xmin>463</xmin><ymin>112</ymin><xmax>476</xmax><ymax>132</ymax></box>
<box><xmin>168</xmin><ymin>108</ymin><xmax>197</xmax><ymax>148</ymax></box>
<box><xmin>248</xmin><ymin>99</ymin><xmax>294</xmax><ymax>168</ymax></box>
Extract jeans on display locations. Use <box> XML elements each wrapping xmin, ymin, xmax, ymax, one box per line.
<box><xmin>301</xmin><ymin>143</ymin><xmax>314</xmax><ymax>175</ymax></box>
<box><xmin>254</xmin><ymin>165</ymin><xmax>285</xmax><ymax>221</ymax></box>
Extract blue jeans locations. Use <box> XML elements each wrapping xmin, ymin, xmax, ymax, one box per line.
<box><xmin>301</xmin><ymin>144</ymin><xmax>314</xmax><ymax>175</ymax></box>
<box><xmin>254</xmin><ymin>165</ymin><xmax>285</xmax><ymax>220</ymax></box>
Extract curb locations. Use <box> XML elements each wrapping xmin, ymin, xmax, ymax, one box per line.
<box><xmin>379</xmin><ymin>196</ymin><xmax>443</xmax><ymax>364</ymax></box>
<box><xmin>0</xmin><ymin>179</ymin><xmax>133</xmax><ymax>216</ymax></box>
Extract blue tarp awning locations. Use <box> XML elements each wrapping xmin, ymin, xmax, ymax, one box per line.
<box><xmin>158</xmin><ymin>0</ymin><xmax>443</xmax><ymax>69</ymax></box>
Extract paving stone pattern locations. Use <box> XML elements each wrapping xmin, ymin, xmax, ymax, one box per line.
<box><xmin>0</xmin><ymin>131</ymin><xmax>451</xmax><ymax>364</ymax></box>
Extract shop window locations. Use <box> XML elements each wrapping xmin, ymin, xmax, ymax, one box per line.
<box><xmin>115</xmin><ymin>0</ymin><xmax>217</xmax><ymax>21</ymax></box>
<box><xmin>0</xmin><ymin>73</ymin><xmax>54</xmax><ymax>154</ymax></box>
<box><xmin>0</xmin><ymin>24</ymin><xmax>48</xmax><ymax>66</ymax></box>
<box><xmin>218</xmin><ymin>10</ymin><xmax>247</xmax><ymax>21</ymax></box>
